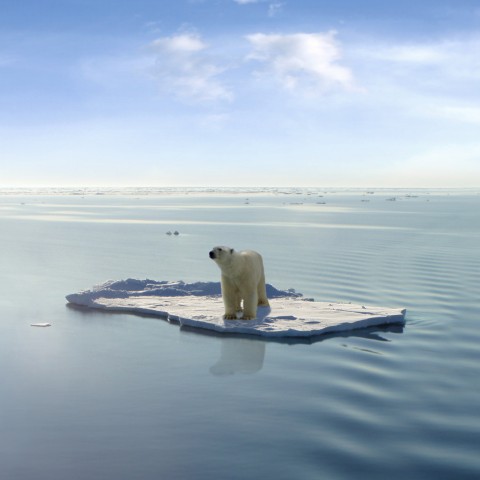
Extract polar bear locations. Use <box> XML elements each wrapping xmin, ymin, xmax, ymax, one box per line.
<box><xmin>209</xmin><ymin>246</ymin><xmax>270</xmax><ymax>320</ymax></box>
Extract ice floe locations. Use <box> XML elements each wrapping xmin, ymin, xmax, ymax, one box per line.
<box><xmin>66</xmin><ymin>279</ymin><xmax>406</xmax><ymax>338</ymax></box>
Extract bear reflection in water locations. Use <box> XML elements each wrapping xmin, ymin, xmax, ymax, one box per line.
<box><xmin>209</xmin><ymin>338</ymin><xmax>266</xmax><ymax>376</ymax></box>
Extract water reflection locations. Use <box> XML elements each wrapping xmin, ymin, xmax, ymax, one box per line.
<box><xmin>186</xmin><ymin>323</ymin><xmax>404</xmax><ymax>376</ymax></box>
<box><xmin>209</xmin><ymin>338</ymin><xmax>266</xmax><ymax>376</ymax></box>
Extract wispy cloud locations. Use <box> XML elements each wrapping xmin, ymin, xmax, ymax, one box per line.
<box><xmin>268</xmin><ymin>3</ymin><xmax>284</xmax><ymax>17</ymax></box>
<box><xmin>246</xmin><ymin>31</ymin><xmax>355</xmax><ymax>94</ymax></box>
<box><xmin>150</xmin><ymin>32</ymin><xmax>233</xmax><ymax>103</ymax></box>
<box><xmin>78</xmin><ymin>28</ymin><xmax>480</xmax><ymax>126</ymax></box>
<box><xmin>352</xmin><ymin>35</ymin><xmax>480</xmax><ymax>123</ymax></box>
<box><xmin>358</xmin><ymin>35</ymin><xmax>480</xmax><ymax>81</ymax></box>
<box><xmin>234</xmin><ymin>0</ymin><xmax>283</xmax><ymax>15</ymax></box>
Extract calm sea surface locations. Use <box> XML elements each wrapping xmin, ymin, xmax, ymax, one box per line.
<box><xmin>1</xmin><ymin>188</ymin><xmax>479</xmax><ymax>480</ymax></box>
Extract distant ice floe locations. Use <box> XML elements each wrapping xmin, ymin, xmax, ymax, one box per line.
<box><xmin>66</xmin><ymin>279</ymin><xmax>406</xmax><ymax>338</ymax></box>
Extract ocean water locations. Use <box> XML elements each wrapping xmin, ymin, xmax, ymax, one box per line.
<box><xmin>1</xmin><ymin>188</ymin><xmax>479</xmax><ymax>480</ymax></box>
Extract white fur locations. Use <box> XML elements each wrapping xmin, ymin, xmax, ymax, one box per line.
<box><xmin>209</xmin><ymin>246</ymin><xmax>270</xmax><ymax>320</ymax></box>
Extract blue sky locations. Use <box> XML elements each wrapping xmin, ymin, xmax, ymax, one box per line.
<box><xmin>1</xmin><ymin>0</ymin><xmax>480</xmax><ymax>187</ymax></box>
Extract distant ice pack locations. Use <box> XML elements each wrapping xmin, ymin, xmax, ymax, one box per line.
<box><xmin>66</xmin><ymin>279</ymin><xmax>406</xmax><ymax>338</ymax></box>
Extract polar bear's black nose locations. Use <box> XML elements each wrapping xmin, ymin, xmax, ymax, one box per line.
<box><xmin>209</xmin><ymin>251</ymin><xmax>215</xmax><ymax>259</ymax></box>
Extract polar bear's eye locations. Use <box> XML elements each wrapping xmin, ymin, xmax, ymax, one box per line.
<box><xmin>218</xmin><ymin>248</ymin><xmax>222</xmax><ymax>252</ymax></box>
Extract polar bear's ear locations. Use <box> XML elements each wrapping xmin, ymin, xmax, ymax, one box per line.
<box><xmin>230</xmin><ymin>248</ymin><xmax>234</xmax><ymax>254</ymax></box>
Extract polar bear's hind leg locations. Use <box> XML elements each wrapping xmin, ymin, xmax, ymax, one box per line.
<box><xmin>257</xmin><ymin>272</ymin><xmax>270</xmax><ymax>307</ymax></box>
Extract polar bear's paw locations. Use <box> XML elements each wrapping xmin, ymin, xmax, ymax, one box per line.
<box><xmin>223</xmin><ymin>313</ymin><xmax>238</xmax><ymax>320</ymax></box>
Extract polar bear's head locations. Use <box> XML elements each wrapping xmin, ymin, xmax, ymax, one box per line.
<box><xmin>209</xmin><ymin>246</ymin><xmax>234</xmax><ymax>264</ymax></box>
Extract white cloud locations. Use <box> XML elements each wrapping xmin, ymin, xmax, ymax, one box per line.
<box><xmin>234</xmin><ymin>0</ymin><xmax>262</xmax><ymax>4</ymax></box>
<box><xmin>150</xmin><ymin>32</ymin><xmax>233</xmax><ymax>103</ymax></box>
<box><xmin>246</xmin><ymin>31</ymin><xmax>355</xmax><ymax>94</ymax></box>
<box><xmin>152</xmin><ymin>33</ymin><xmax>206</xmax><ymax>53</ymax></box>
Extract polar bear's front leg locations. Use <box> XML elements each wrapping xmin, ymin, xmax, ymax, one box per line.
<box><xmin>221</xmin><ymin>275</ymin><xmax>239</xmax><ymax>319</ymax></box>
<box><xmin>242</xmin><ymin>289</ymin><xmax>258</xmax><ymax>320</ymax></box>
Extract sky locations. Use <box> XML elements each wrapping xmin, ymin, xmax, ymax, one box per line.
<box><xmin>1</xmin><ymin>0</ymin><xmax>480</xmax><ymax>187</ymax></box>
